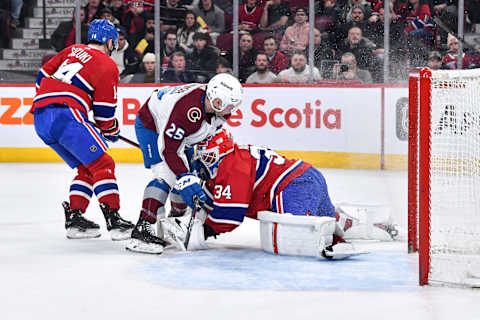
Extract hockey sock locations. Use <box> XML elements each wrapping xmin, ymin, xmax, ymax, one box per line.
<box><xmin>86</xmin><ymin>153</ymin><xmax>120</xmax><ymax>210</ymax></box>
<box><xmin>169</xmin><ymin>189</ymin><xmax>187</xmax><ymax>217</ymax></box>
<box><xmin>69</xmin><ymin>164</ymin><xmax>94</xmax><ymax>213</ymax></box>
<box><xmin>140</xmin><ymin>179</ymin><xmax>170</xmax><ymax>224</ymax></box>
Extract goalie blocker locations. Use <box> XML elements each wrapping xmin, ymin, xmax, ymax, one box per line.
<box><xmin>259</xmin><ymin>211</ymin><xmax>367</xmax><ymax>259</ymax></box>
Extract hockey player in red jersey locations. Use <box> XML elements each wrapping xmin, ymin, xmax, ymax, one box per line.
<box><xmin>161</xmin><ymin>129</ymin><xmax>396</xmax><ymax>258</ymax></box>
<box><xmin>126</xmin><ymin>73</ymin><xmax>244</xmax><ymax>254</ymax></box>
<box><xmin>31</xmin><ymin>19</ymin><xmax>134</xmax><ymax>240</ymax></box>
<box><xmin>189</xmin><ymin>129</ymin><xmax>336</xmax><ymax>237</ymax></box>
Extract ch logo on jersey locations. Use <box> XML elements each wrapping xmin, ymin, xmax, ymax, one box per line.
<box><xmin>90</xmin><ymin>145</ymin><xmax>97</xmax><ymax>152</ymax></box>
<box><xmin>187</xmin><ymin>107</ymin><xmax>202</xmax><ymax>123</ymax></box>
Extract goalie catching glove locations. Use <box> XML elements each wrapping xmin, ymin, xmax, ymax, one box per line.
<box><xmin>100</xmin><ymin>118</ymin><xmax>120</xmax><ymax>143</ymax></box>
<box><xmin>174</xmin><ymin>173</ymin><xmax>206</xmax><ymax>209</ymax></box>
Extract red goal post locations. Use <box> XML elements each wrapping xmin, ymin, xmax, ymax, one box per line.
<box><xmin>408</xmin><ymin>68</ymin><xmax>480</xmax><ymax>287</ymax></box>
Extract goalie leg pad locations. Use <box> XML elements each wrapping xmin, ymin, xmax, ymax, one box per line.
<box><xmin>259</xmin><ymin>211</ymin><xmax>335</xmax><ymax>258</ymax></box>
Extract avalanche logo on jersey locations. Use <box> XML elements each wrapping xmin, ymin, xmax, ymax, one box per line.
<box><xmin>187</xmin><ymin>107</ymin><xmax>202</xmax><ymax>123</ymax></box>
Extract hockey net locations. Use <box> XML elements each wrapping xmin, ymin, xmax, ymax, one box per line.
<box><xmin>408</xmin><ymin>68</ymin><xmax>480</xmax><ymax>287</ymax></box>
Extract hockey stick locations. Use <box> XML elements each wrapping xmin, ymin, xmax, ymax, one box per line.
<box><xmin>119</xmin><ymin>135</ymin><xmax>140</xmax><ymax>148</ymax></box>
<box><xmin>183</xmin><ymin>195</ymin><xmax>202</xmax><ymax>251</ymax></box>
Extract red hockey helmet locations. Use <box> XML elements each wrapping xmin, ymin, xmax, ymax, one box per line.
<box><xmin>195</xmin><ymin>129</ymin><xmax>235</xmax><ymax>178</ymax></box>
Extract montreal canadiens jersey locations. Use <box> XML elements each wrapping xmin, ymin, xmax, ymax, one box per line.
<box><xmin>31</xmin><ymin>44</ymin><xmax>119</xmax><ymax>129</ymax></box>
<box><xmin>137</xmin><ymin>84</ymin><xmax>227</xmax><ymax>179</ymax></box>
<box><xmin>203</xmin><ymin>144</ymin><xmax>311</xmax><ymax>234</ymax></box>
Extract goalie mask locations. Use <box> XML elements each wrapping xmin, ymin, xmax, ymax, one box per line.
<box><xmin>194</xmin><ymin>129</ymin><xmax>235</xmax><ymax>180</ymax></box>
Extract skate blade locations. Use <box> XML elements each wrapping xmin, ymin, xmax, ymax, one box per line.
<box><xmin>109</xmin><ymin>228</ymin><xmax>134</xmax><ymax>241</ymax></box>
<box><xmin>125</xmin><ymin>239</ymin><xmax>164</xmax><ymax>254</ymax></box>
<box><xmin>66</xmin><ymin>228</ymin><xmax>101</xmax><ymax>239</ymax></box>
<box><xmin>323</xmin><ymin>250</ymin><xmax>369</xmax><ymax>260</ymax></box>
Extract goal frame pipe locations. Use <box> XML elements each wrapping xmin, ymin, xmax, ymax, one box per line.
<box><xmin>418</xmin><ymin>68</ymin><xmax>432</xmax><ymax>286</ymax></box>
<box><xmin>407</xmin><ymin>72</ymin><xmax>419</xmax><ymax>253</ymax></box>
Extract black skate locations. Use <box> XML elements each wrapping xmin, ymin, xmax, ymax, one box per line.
<box><xmin>99</xmin><ymin>203</ymin><xmax>134</xmax><ymax>241</ymax></box>
<box><xmin>62</xmin><ymin>201</ymin><xmax>101</xmax><ymax>239</ymax></box>
<box><xmin>126</xmin><ymin>218</ymin><xmax>169</xmax><ymax>254</ymax></box>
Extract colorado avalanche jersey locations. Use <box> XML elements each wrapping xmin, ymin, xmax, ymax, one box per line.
<box><xmin>203</xmin><ymin>144</ymin><xmax>311</xmax><ymax>234</ymax></box>
<box><xmin>137</xmin><ymin>84</ymin><xmax>227</xmax><ymax>179</ymax></box>
<box><xmin>31</xmin><ymin>44</ymin><xmax>119</xmax><ymax>130</ymax></box>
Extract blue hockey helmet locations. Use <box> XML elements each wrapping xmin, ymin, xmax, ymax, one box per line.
<box><xmin>88</xmin><ymin>19</ymin><xmax>118</xmax><ymax>50</ymax></box>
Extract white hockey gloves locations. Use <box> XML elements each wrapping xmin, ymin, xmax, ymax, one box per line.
<box><xmin>174</xmin><ymin>173</ymin><xmax>207</xmax><ymax>209</ymax></box>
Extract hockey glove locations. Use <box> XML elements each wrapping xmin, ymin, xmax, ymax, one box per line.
<box><xmin>174</xmin><ymin>173</ymin><xmax>206</xmax><ymax>209</ymax></box>
<box><xmin>101</xmin><ymin>118</ymin><xmax>120</xmax><ymax>143</ymax></box>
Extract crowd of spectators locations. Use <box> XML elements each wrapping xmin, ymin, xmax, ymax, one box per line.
<box><xmin>27</xmin><ymin>1</ymin><xmax>480</xmax><ymax>83</ymax></box>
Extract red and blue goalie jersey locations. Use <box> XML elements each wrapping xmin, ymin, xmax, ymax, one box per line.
<box><xmin>31</xmin><ymin>44</ymin><xmax>119</xmax><ymax>130</ymax></box>
<box><xmin>203</xmin><ymin>144</ymin><xmax>311</xmax><ymax>234</ymax></box>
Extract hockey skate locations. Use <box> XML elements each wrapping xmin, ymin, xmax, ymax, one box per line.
<box><xmin>63</xmin><ymin>201</ymin><xmax>101</xmax><ymax>239</ymax></box>
<box><xmin>126</xmin><ymin>218</ymin><xmax>169</xmax><ymax>254</ymax></box>
<box><xmin>99</xmin><ymin>203</ymin><xmax>135</xmax><ymax>241</ymax></box>
<box><xmin>321</xmin><ymin>235</ymin><xmax>368</xmax><ymax>260</ymax></box>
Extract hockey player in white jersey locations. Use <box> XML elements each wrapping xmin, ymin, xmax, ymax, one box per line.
<box><xmin>126</xmin><ymin>73</ymin><xmax>243</xmax><ymax>254</ymax></box>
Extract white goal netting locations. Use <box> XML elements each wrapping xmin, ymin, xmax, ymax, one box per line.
<box><xmin>428</xmin><ymin>69</ymin><xmax>480</xmax><ymax>286</ymax></box>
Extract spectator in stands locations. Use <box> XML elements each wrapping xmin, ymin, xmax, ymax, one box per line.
<box><xmin>246</xmin><ymin>52</ymin><xmax>277</xmax><ymax>83</ymax></box>
<box><xmin>101</xmin><ymin>7</ymin><xmax>120</xmax><ymax>26</ymax></box>
<box><xmin>365</xmin><ymin>6</ymin><xmax>406</xmax><ymax>81</ymax></box>
<box><xmin>238</xmin><ymin>0</ymin><xmax>264</xmax><ymax>33</ymax></box>
<box><xmin>192</xmin><ymin>0</ymin><xmax>225</xmax><ymax>43</ymax></box>
<box><xmin>111</xmin><ymin>26</ymin><xmax>140</xmax><ymax>78</ymax></box>
<box><xmin>276</xmin><ymin>51</ymin><xmax>321</xmax><ymax>83</ymax></box>
<box><xmin>332</xmin><ymin>4</ymin><xmax>369</xmax><ymax>47</ymax></box>
<box><xmin>369</xmin><ymin>0</ymin><xmax>408</xmax><ymax>24</ymax></box>
<box><xmin>259</xmin><ymin>0</ymin><xmax>290</xmax><ymax>34</ymax></box>
<box><xmin>336</xmin><ymin>26</ymin><xmax>377</xmax><ymax>78</ymax></box>
<box><xmin>9</xmin><ymin>0</ymin><xmax>22</xmax><ymax>29</ymax></box>
<box><xmin>50</xmin><ymin>7</ymin><xmax>88</xmax><ymax>52</ymax></box>
<box><xmin>160</xmin><ymin>0</ymin><xmax>188</xmax><ymax>30</ymax></box>
<box><xmin>84</xmin><ymin>0</ymin><xmax>106</xmax><ymax>24</ymax></box>
<box><xmin>160</xmin><ymin>30</ymin><xmax>185</xmax><ymax>69</ymax></box>
<box><xmin>280</xmin><ymin>7</ymin><xmax>310</xmax><ymax>56</ymax></box>
<box><xmin>129</xmin><ymin>52</ymin><xmax>156</xmax><ymax>83</ymax></box>
<box><xmin>315</xmin><ymin>0</ymin><xmax>342</xmax><ymax>31</ymax></box>
<box><xmin>405</xmin><ymin>0</ymin><xmax>435</xmax><ymax>67</ymax></box>
<box><xmin>187</xmin><ymin>32</ymin><xmax>218</xmax><ymax>82</ymax></box>
<box><xmin>215</xmin><ymin>57</ymin><xmax>233</xmax><ymax>74</ymax></box>
<box><xmin>335</xmin><ymin>52</ymin><xmax>373</xmax><ymax>83</ymax></box>
<box><xmin>123</xmin><ymin>0</ymin><xmax>150</xmax><ymax>41</ymax></box>
<box><xmin>427</xmin><ymin>50</ymin><xmax>443</xmax><ymax>70</ymax></box>
<box><xmin>263</xmin><ymin>35</ymin><xmax>289</xmax><ymax>74</ymax></box>
<box><xmin>341</xmin><ymin>0</ymin><xmax>372</xmax><ymax>23</ymax></box>
<box><xmin>442</xmin><ymin>33</ymin><xmax>476</xmax><ymax>69</ymax></box>
<box><xmin>133</xmin><ymin>14</ymin><xmax>156</xmax><ymax>55</ymax></box>
<box><xmin>108</xmin><ymin>0</ymin><xmax>126</xmax><ymax>24</ymax></box>
<box><xmin>162</xmin><ymin>51</ymin><xmax>195</xmax><ymax>82</ymax></box>
<box><xmin>312</xmin><ymin>28</ymin><xmax>336</xmax><ymax>78</ymax></box>
<box><xmin>428</xmin><ymin>0</ymin><xmax>458</xmax><ymax>45</ymax></box>
<box><xmin>226</xmin><ymin>32</ymin><xmax>258</xmax><ymax>82</ymax></box>
<box><xmin>177</xmin><ymin>10</ymin><xmax>203</xmax><ymax>53</ymax></box>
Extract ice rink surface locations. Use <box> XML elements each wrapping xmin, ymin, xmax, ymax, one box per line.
<box><xmin>1</xmin><ymin>163</ymin><xmax>478</xmax><ymax>320</ymax></box>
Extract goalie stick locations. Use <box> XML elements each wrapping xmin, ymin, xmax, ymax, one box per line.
<box><xmin>183</xmin><ymin>195</ymin><xmax>202</xmax><ymax>251</ymax></box>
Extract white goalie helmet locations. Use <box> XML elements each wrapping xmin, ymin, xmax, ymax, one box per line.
<box><xmin>206</xmin><ymin>73</ymin><xmax>243</xmax><ymax>114</ymax></box>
